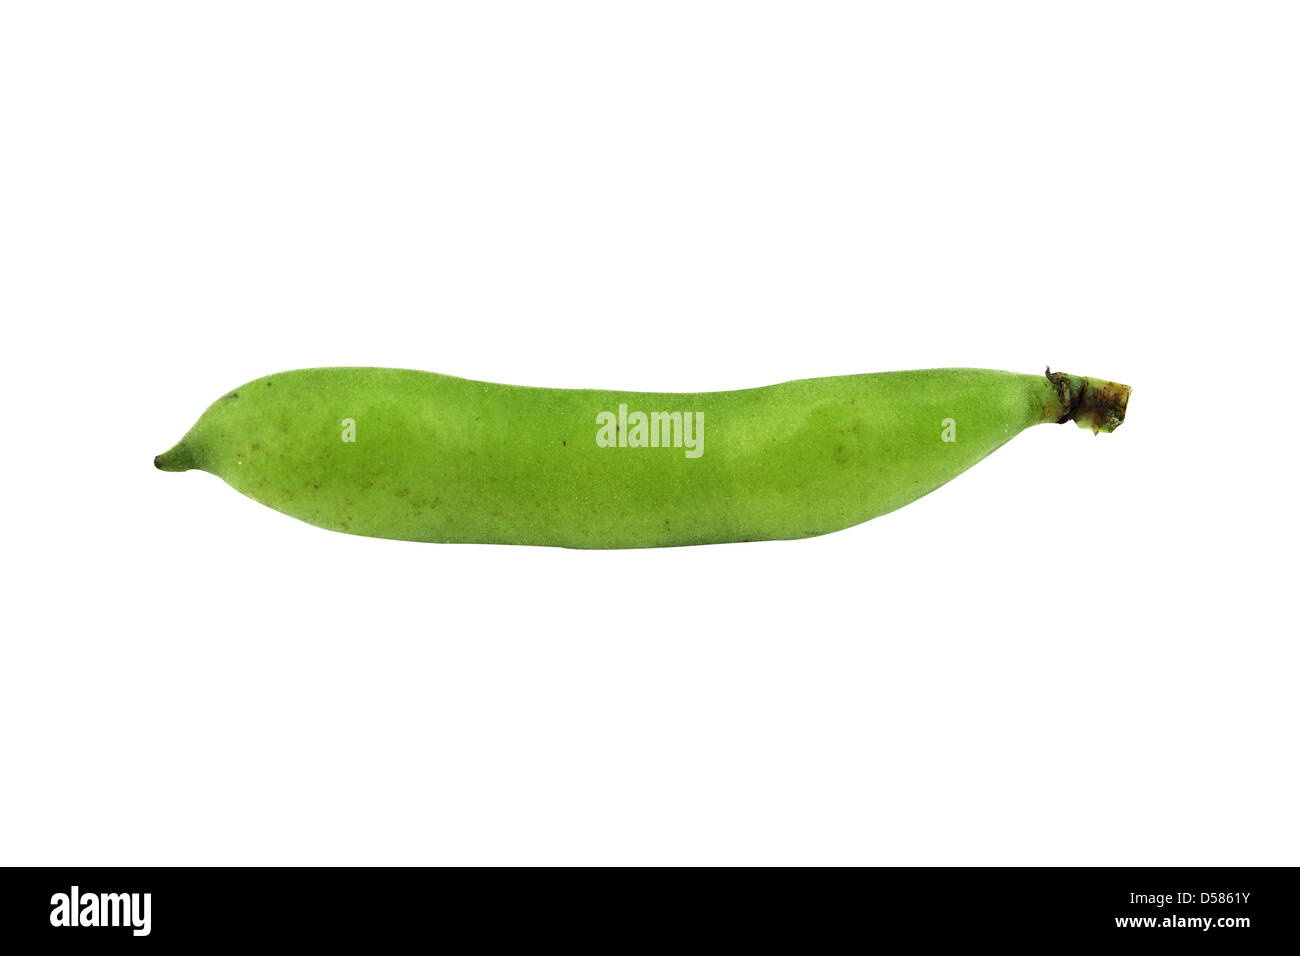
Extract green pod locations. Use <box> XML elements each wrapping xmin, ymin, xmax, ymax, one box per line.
<box><xmin>155</xmin><ymin>366</ymin><xmax>1130</xmax><ymax>548</ymax></box>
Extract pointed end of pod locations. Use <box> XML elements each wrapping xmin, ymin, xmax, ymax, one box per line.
<box><xmin>1046</xmin><ymin>369</ymin><xmax>1131</xmax><ymax>434</ymax></box>
<box><xmin>154</xmin><ymin>442</ymin><xmax>196</xmax><ymax>472</ymax></box>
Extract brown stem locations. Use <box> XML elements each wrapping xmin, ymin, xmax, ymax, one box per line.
<box><xmin>1045</xmin><ymin>367</ymin><xmax>1132</xmax><ymax>433</ymax></box>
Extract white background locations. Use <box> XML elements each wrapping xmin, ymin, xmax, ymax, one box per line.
<box><xmin>2</xmin><ymin>2</ymin><xmax>1296</xmax><ymax>865</ymax></box>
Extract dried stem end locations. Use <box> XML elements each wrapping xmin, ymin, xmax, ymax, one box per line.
<box><xmin>1046</xmin><ymin>368</ymin><xmax>1132</xmax><ymax>434</ymax></box>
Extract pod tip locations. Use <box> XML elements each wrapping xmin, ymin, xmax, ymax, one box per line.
<box><xmin>154</xmin><ymin>443</ymin><xmax>195</xmax><ymax>472</ymax></box>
